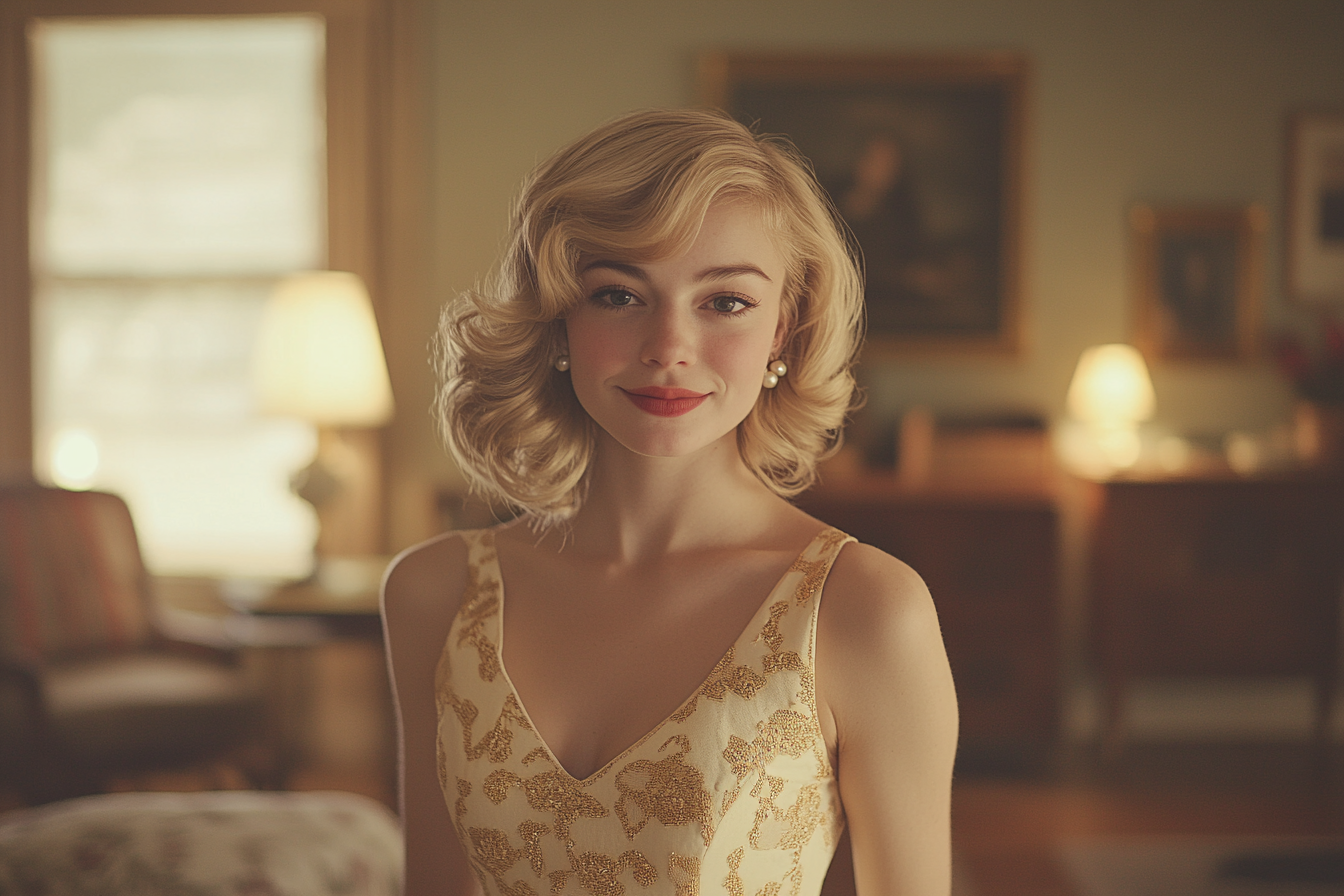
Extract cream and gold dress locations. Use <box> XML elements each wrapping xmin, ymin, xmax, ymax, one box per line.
<box><xmin>436</xmin><ymin>527</ymin><xmax>855</xmax><ymax>896</ymax></box>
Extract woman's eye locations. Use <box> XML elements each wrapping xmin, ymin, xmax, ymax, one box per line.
<box><xmin>708</xmin><ymin>295</ymin><xmax>753</xmax><ymax>314</ymax></box>
<box><xmin>593</xmin><ymin>288</ymin><xmax>638</xmax><ymax>308</ymax></box>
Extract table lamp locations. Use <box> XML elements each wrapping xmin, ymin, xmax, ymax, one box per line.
<box><xmin>252</xmin><ymin>271</ymin><xmax>393</xmax><ymax>557</ymax></box>
<box><xmin>1064</xmin><ymin>343</ymin><xmax>1155</xmax><ymax>473</ymax></box>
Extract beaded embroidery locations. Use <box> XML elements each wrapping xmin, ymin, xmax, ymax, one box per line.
<box><xmin>437</xmin><ymin>527</ymin><xmax>853</xmax><ymax>895</ymax></box>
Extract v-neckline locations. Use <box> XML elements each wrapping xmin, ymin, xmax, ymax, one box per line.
<box><xmin>485</xmin><ymin>526</ymin><xmax>836</xmax><ymax>785</ymax></box>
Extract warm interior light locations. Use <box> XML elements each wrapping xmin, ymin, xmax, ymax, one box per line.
<box><xmin>50</xmin><ymin>428</ymin><xmax>100</xmax><ymax>490</ymax></box>
<box><xmin>1060</xmin><ymin>344</ymin><xmax>1157</xmax><ymax>474</ymax></box>
<box><xmin>1066</xmin><ymin>344</ymin><xmax>1155</xmax><ymax>427</ymax></box>
<box><xmin>252</xmin><ymin>272</ymin><xmax>392</xmax><ymax>559</ymax></box>
<box><xmin>252</xmin><ymin>271</ymin><xmax>394</xmax><ymax>426</ymax></box>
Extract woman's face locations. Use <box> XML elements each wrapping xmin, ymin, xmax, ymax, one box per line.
<box><xmin>563</xmin><ymin>199</ymin><xmax>787</xmax><ymax>460</ymax></box>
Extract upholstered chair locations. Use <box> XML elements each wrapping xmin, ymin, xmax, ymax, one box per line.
<box><xmin>0</xmin><ymin>482</ymin><xmax>266</xmax><ymax>803</ymax></box>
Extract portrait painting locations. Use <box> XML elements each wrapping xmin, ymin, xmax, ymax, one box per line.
<box><xmin>1131</xmin><ymin>205</ymin><xmax>1264</xmax><ymax>362</ymax></box>
<box><xmin>700</xmin><ymin>53</ymin><xmax>1026</xmax><ymax>355</ymax></box>
<box><xmin>1285</xmin><ymin>111</ymin><xmax>1344</xmax><ymax>307</ymax></box>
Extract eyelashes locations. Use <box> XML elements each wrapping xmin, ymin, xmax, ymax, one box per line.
<box><xmin>586</xmin><ymin>285</ymin><xmax>758</xmax><ymax>316</ymax></box>
<box><xmin>589</xmin><ymin>287</ymin><xmax>638</xmax><ymax>309</ymax></box>
<box><xmin>705</xmin><ymin>294</ymin><xmax>756</xmax><ymax>315</ymax></box>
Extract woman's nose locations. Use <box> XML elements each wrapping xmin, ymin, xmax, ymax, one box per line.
<box><xmin>641</xmin><ymin>308</ymin><xmax>696</xmax><ymax>368</ymax></box>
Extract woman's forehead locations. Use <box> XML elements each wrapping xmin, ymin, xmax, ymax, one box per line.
<box><xmin>569</xmin><ymin>197</ymin><xmax>787</xmax><ymax>269</ymax></box>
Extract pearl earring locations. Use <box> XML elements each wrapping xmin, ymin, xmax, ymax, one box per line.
<box><xmin>554</xmin><ymin>355</ymin><xmax>570</xmax><ymax>372</ymax></box>
<box><xmin>762</xmin><ymin>359</ymin><xmax>787</xmax><ymax>389</ymax></box>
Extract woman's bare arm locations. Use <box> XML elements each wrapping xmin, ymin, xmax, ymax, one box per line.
<box><xmin>817</xmin><ymin>543</ymin><xmax>959</xmax><ymax>896</ymax></box>
<box><xmin>381</xmin><ymin>534</ymin><xmax>481</xmax><ymax>896</ymax></box>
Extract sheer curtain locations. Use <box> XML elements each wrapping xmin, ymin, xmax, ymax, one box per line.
<box><xmin>30</xmin><ymin>16</ymin><xmax>327</xmax><ymax>579</ymax></box>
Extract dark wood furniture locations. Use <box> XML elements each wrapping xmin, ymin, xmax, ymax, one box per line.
<box><xmin>0</xmin><ymin>482</ymin><xmax>267</xmax><ymax>803</ymax></box>
<box><xmin>223</xmin><ymin>559</ymin><xmax>387</xmax><ymax>642</ymax></box>
<box><xmin>221</xmin><ymin>558</ymin><xmax>394</xmax><ymax>791</ymax></box>
<box><xmin>797</xmin><ymin>476</ymin><xmax>1060</xmax><ymax>769</ymax></box>
<box><xmin>1088</xmin><ymin>474</ymin><xmax>1344</xmax><ymax>756</ymax></box>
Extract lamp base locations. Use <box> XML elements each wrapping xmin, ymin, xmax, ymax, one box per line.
<box><xmin>1295</xmin><ymin>401</ymin><xmax>1344</xmax><ymax>469</ymax></box>
<box><xmin>291</xmin><ymin>427</ymin><xmax>385</xmax><ymax>559</ymax></box>
<box><xmin>291</xmin><ymin>455</ymin><xmax>343</xmax><ymax>509</ymax></box>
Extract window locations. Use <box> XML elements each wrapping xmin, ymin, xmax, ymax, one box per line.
<box><xmin>29</xmin><ymin>16</ymin><xmax>327</xmax><ymax>578</ymax></box>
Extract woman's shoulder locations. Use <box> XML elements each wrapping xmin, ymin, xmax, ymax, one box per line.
<box><xmin>820</xmin><ymin>539</ymin><xmax>941</xmax><ymax>655</ymax></box>
<box><xmin>380</xmin><ymin>529</ymin><xmax>481</xmax><ymax>641</ymax></box>
<box><xmin>817</xmin><ymin>538</ymin><xmax>957</xmax><ymax>753</ymax></box>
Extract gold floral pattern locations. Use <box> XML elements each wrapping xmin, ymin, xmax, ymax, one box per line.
<box><xmin>669</xmin><ymin>648</ymin><xmax>767</xmax><ymax>723</ymax></box>
<box><xmin>437</xmin><ymin>527</ymin><xmax>853</xmax><ymax>896</ymax></box>
<box><xmin>614</xmin><ymin>735</ymin><xmax>714</xmax><ymax>845</ymax></box>
<box><xmin>518</xmin><ymin>820</ymin><xmax>550</xmax><ymax>876</ymax></box>
<box><xmin>667</xmin><ymin>854</ymin><xmax>700</xmax><ymax>896</ymax></box>
<box><xmin>469</xmin><ymin>825</ymin><xmax>529</xmax><ymax>877</ymax></box>
<box><xmin>551</xmin><ymin>847</ymin><xmax>658</xmax><ymax>896</ymax></box>
<box><xmin>484</xmin><ymin>768</ymin><xmax>609</xmax><ymax>839</ymax></box>
<box><xmin>456</xmin><ymin>778</ymin><xmax>472</xmax><ymax>820</ymax></box>
<box><xmin>758</xmin><ymin>602</ymin><xmax>791</xmax><ymax>655</ymax></box>
<box><xmin>447</xmin><ymin>690</ymin><xmax>529</xmax><ymax>763</ymax></box>
<box><xmin>720</xmin><ymin>710</ymin><xmax>814</xmax><ymax>821</ymax></box>
<box><xmin>457</xmin><ymin>547</ymin><xmax>504</xmax><ymax>682</ymax></box>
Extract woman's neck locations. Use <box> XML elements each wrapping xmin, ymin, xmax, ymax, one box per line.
<box><xmin>557</xmin><ymin>430</ymin><xmax>784</xmax><ymax>564</ymax></box>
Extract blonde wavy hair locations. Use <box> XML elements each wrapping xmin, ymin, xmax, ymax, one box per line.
<box><xmin>436</xmin><ymin>108</ymin><xmax>865</xmax><ymax>524</ymax></box>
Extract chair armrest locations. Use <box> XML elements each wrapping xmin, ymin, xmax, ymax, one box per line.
<box><xmin>0</xmin><ymin>656</ymin><xmax>51</xmax><ymax>735</ymax></box>
<box><xmin>152</xmin><ymin>606</ymin><xmax>246</xmax><ymax>663</ymax></box>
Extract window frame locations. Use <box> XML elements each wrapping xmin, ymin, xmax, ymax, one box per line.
<box><xmin>0</xmin><ymin>0</ymin><xmax>426</xmax><ymax>556</ymax></box>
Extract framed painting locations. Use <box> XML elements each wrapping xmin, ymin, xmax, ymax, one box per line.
<box><xmin>1285</xmin><ymin>111</ymin><xmax>1344</xmax><ymax>307</ymax></box>
<box><xmin>700</xmin><ymin>52</ymin><xmax>1027</xmax><ymax>356</ymax></box>
<box><xmin>1130</xmin><ymin>205</ymin><xmax>1265</xmax><ymax>362</ymax></box>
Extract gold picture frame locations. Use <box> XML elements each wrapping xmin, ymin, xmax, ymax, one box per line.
<box><xmin>700</xmin><ymin>52</ymin><xmax>1027</xmax><ymax>357</ymax></box>
<box><xmin>1130</xmin><ymin>205</ymin><xmax>1265</xmax><ymax>362</ymax></box>
<box><xmin>1285</xmin><ymin>111</ymin><xmax>1344</xmax><ymax>307</ymax></box>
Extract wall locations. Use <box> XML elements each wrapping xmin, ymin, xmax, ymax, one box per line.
<box><xmin>385</xmin><ymin>0</ymin><xmax>1344</xmax><ymax>539</ymax></box>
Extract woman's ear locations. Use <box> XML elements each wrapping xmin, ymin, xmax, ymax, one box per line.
<box><xmin>772</xmin><ymin>310</ymin><xmax>792</xmax><ymax>358</ymax></box>
<box><xmin>556</xmin><ymin>319</ymin><xmax>570</xmax><ymax>356</ymax></box>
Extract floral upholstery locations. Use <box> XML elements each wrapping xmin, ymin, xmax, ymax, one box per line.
<box><xmin>0</xmin><ymin>790</ymin><xmax>403</xmax><ymax>896</ymax></box>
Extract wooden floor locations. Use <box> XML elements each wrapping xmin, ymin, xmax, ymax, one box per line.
<box><xmin>5</xmin><ymin>642</ymin><xmax>1341</xmax><ymax>896</ymax></box>
<box><xmin>6</xmin><ymin>746</ymin><xmax>1338</xmax><ymax>896</ymax></box>
<box><xmin>953</xmin><ymin>743</ymin><xmax>1344</xmax><ymax>896</ymax></box>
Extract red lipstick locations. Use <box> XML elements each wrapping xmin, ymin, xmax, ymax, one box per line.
<box><xmin>621</xmin><ymin>387</ymin><xmax>709</xmax><ymax>417</ymax></box>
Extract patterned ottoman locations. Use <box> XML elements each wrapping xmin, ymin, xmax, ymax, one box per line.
<box><xmin>0</xmin><ymin>790</ymin><xmax>402</xmax><ymax>896</ymax></box>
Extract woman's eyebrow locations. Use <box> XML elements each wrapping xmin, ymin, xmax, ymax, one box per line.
<box><xmin>695</xmin><ymin>264</ymin><xmax>772</xmax><ymax>283</ymax></box>
<box><xmin>579</xmin><ymin>260</ymin><xmax>772</xmax><ymax>283</ymax></box>
<box><xmin>580</xmin><ymin>260</ymin><xmax>647</xmax><ymax>280</ymax></box>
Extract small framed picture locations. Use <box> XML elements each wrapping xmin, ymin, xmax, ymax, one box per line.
<box><xmin>1285</xmin><ymin>111</ymin><xmax>1344</xmax><ymax>306</ymax></box>
<box><xmin>1130</xmin><ymin>205</ymin><xmax>1265</xmax><ymax>362</ymax></box>
<box><xmin>700</xmin><ymin>52</ymin><xmax>1027</xmax><ymax>356</ymax></box>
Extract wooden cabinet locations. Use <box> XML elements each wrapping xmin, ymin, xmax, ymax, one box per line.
<box><xmin>1088</xmin><ymin>474</ymin><xmax>1344</xmax><ymax>753</ymax></box>
<box><xmin>797</xmin><ymin>479</ymin><xmax>1060</xmax><ymax>767</ymax></box>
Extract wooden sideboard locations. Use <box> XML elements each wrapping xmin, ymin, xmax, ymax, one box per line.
<box><xmin>797</xmin><ymin>476</ymin><xmax>1060</xmax><ymax>769</ymax></box>
<box><xmin>1087</xmin><ymin>472</ymin><xmax>1344</xmax><ymax>755</ymax></box>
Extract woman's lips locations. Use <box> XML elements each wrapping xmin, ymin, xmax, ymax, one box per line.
<box><xmin>621</xmin><ymin>387</ymin><xmax>709</xmax><ymax>417</ymax></box>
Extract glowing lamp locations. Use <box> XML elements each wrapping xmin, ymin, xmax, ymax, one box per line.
<box><xmin>252</xmin><ymin>272</ymin><xmax>393</xmax><ymax>559</ymax></box>
<box><xmin>1063</xmin><ymin>344</ymin><xmax>1156</xmax><ymax>473</ymax></box>
<box><xmin>1067</xmin><ymin>344</ymin><xmax>1155</xmax><ymax>427</ymax></box>
<box><xmin>252</xmin><ymin>271</ymin><xmax>393</xmax><ymax>426</ymax></box>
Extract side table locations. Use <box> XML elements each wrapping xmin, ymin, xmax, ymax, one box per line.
<box><xmin>222</xmin><ymin>557</ymin><xmax>393</xmax><ymax>794</ymax></box>
<box><xmin>1088</xmin><ymin>473</ymin><xmax>1344</xmax><ymax>758</ymax></box>
<box><xmin>797</xmin><ymin>475</ymin><xmax>1061</xmax><ymax>770</ymax></box>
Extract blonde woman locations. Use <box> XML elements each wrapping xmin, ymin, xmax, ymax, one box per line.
<box><xmin>382</xmin><ymin>109</ymin><xmax>957</xmax><ymax>896</ymax></box>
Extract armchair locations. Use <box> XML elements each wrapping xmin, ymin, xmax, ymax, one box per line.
<box><xmin>0</xmin><ymin>482</ymin><xmax>266</xmax><ymax>803</ymax></box>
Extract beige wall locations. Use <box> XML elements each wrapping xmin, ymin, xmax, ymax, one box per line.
<box><xmin>10</xmin><ymin>2</ymin><xmax>1332</xmax><ymax>548</ymax></box>
<box><xmin>378</xmin><ymin>0</ymin><xmax>1344</xmax><ymax>530</ymax></box>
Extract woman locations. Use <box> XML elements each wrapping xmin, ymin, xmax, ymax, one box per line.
<box><xmin>382</xmin><ymin>109</ymin><xmax>957</xmax><ymax>896</ymax></box>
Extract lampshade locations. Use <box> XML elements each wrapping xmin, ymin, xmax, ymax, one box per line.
<box><xmin>253</xmin><ymin>271</ymin><xmax>394</xmax><ymax>426</ymax></box>
<box><xmin>1066</xmin><ymin>344</ymin><xmax>1155</xmax><ymax>426</ymax></box>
